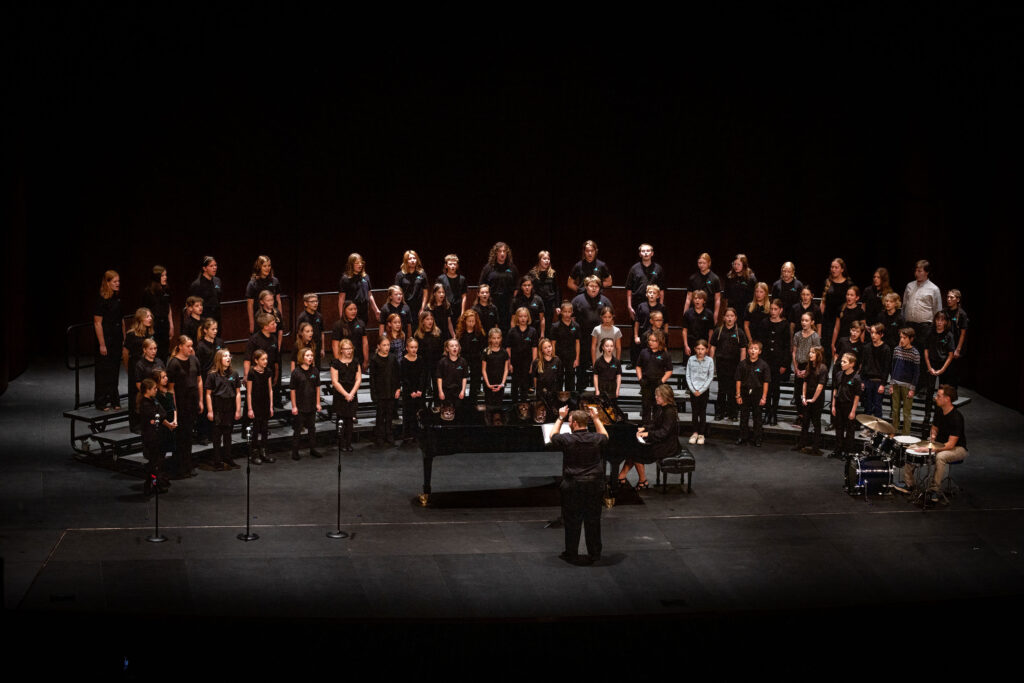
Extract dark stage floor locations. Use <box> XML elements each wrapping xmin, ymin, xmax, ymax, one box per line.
<box><xmin>2</xmin><ymin>360</ymin><xmax>1023</xmax><ymax>673</ymax></box>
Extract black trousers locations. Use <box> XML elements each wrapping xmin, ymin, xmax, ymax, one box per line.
<box><xmin>212</xmin><ymin>398</ymin><xmax>235</xmax><ymax>463</ymax></box>
<box><xmin>127</xmin><ymin>376</ymin><xmax>140</xmax><ymax>431</ymax></box>
<box><xmin>560</xmin><ymin>476</ymin><xmax>603</xmax><ymax>558</ymax></box>
<box><xmin>251</xmin><ymin>414</ymin><xmax>269</xmax><ymax>449</ymax></box>
<box><xmin>465</xmin><ymin>358</ymin><xmax>482</xmax><ymax>405</ymax></box>
<box><xmin>716</xmin><ymin>360</ymin><xmax>738</xmax><ymax>418</ymax></box>
<box><xmin>793</xmin><ymin>362</ymin><xmax>808</xmax><ymax>419</ymax></box>
<box><xmin>154</xmin><ymin>322</ymin><xmax>171</xmax><ymax>363</ymax></box>
<box><xmin>94</xmin><ymin>342</ymin><xmax>121</xmax><ymax>408</ymax></box>
<box><xmin>143</xmin><ymin>438</ymin><xmax>167</xmax><ymax>485</ymax></box>
<box><xmin>374</xmin><ymin>399</ymin><xmax>395</xmax><ymax>443</ymax></box>
<box><xmin>640</xmin><ymin>378</ymin><xmax>659</xmax><ymax>423</ymax></box>
<box><xmin>739</xmin><ymin>387</ymin><xmax>763</xmax><ymax>441</ymax></box>
<box><xmin>833</xmin><ymin>400</ymin><xmax>857</xmax><ymax>453</ymax></box>
<box><xmin>798</xmin><ymin>398</ymin><xmax>823</xmax><ymax>449</ymax></box>
<box><xmin>401</xmin><ymin>395</ymin><xmax>424</xmax><ymax>439</ymax></box>
<box><xmin>510</xmin><ymin>369</ymin><xmax>531</xmax><ymax>403</ymax></box>
<box><xmin>556</xmin><ymin>356</ymin><xmax>575</xmax><ymax>392</ymax></box>
<box><xmin>335</xmin><ymin>394</ymin><xmax>357</xmax><ymax>447</ymax></box>
<box><xmin>575</xmin><ymin>346</ymin><xmax>593</xmax><ymax>394</ymax></box>
<box><xmin>690</xmin><ymin>391</ymin><xmax>709</xmax><ymax>435</ymax></box>
<box><xmin>292</xmin><ymin>410</ymin><xmax>316</xmax><ymax>452</ymax></box>
<box><xmin>766</xmin><ymin>366</ymin><xmax>789</xmax><ymax>418</ymax></box>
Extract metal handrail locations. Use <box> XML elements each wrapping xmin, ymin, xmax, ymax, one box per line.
<box><xmin>220</xmin><ymin>294</ymin><xmax>293</xmax><ymax>346</ymax></box>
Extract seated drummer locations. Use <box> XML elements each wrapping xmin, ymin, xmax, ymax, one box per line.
<box><xmin>894</xmin><ymin>384</ymin><xmax>968</xmax><ymax>502</ymax></box>
<box><xmin>618</xmin><ymin>383</ymin><xmax>680</xmax><ymax>491</ymax></box>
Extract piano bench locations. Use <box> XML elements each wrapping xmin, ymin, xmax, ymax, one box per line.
<box><xmin>656</xmin><ymin>448</ymin><xmax>695</xmax><ymax>494</ymax></box>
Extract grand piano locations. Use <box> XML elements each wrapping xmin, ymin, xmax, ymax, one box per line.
<box><xmin>417</xmin><ymin>404</ymin><xmax>650</xmax><ymax>506</ymax></box>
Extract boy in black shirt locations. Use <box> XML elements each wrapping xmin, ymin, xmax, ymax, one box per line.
<box><xmin>296</xmin><ymin>293</ymin><xmax>325</xmax><ymax>368</ymax></box>
<box><xmin>735</xmin><ymin>341</ymin><xmax>770</xmax><ymax>446</ymax></box>
<box><xmin>182</xmin><ymin>296</ymin><xmax>204</xmax><ymax>345</ymax></box>
<box><xmin>436</xmin><ymin>254</ymin><xmax>468</xmax><ymax>321</ymax></box>
<box><xmin>860</xmin><ymin>323</ymin><xmax>892</xmax><ymax>419</ymax></box>
<box><xmin>830</xmin><ymin>352</ymin><xmax>862</xmax><ymax>458</ymax></box>
<box><xmin>625</xmin><ymin>243</ymin><xmax>666</xmax><ymax>321</ymax></box>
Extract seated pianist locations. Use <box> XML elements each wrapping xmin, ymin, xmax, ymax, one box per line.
<box><xmin>618</xmin><ymin>383</ymin><xmax>680</xmax><ymax>490</ymax></box>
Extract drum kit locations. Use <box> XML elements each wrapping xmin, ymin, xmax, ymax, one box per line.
<box><xmin>844</xmin><ymin>415</ymin><xmax>940</xmax><ymax>497</ymax></box>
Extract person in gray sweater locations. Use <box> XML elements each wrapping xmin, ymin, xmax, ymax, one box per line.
<box><xmin>685</xmin><ymin>340</ymin><xmax>714</xmax><ymax>444</ymax></box>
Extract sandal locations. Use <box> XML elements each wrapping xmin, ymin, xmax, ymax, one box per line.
<box><xmin>617</xmin><ymin>478</ymin><xmax>630</xmax><ymax>488</ymax></box>
<box><xmin>636</xmin><ymin>480</ymin><xmax>650</xmax><ymax>491</ymax></box>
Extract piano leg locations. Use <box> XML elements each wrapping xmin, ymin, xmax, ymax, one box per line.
<box><xmin>420</xmin><ymin>453</ymin><xmax>433</xmax><ymax>506</ymax></box>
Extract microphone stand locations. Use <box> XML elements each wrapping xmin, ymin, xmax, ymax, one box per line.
<box><xmin>146</xmin><ymin>474</ymin><xmax>167</xmax><ymax>543</ymax></box>
<box><xmin>327</xmin><ymin>416</ymin><xmax>349</xmax><ymax>539</ymax></box>
<box><xmin>237</xmin><ymin>424</ymin><xmax>259</xmax><ymax>541</ymax></box>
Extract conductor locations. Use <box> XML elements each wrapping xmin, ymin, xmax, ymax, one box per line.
<box><xmin>550</xmin><ymin>404</ymin><xmax>608</xmax><ymax>566</ymax></box>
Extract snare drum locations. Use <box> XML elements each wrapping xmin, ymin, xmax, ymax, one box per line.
<box><xmin>905</xmin><ymin>448</ymin><xmax>935</xmax><ymax>466</ymax></box>
<box><xmin>891</xmin><ymin>435</ymin><xmax>919</xmax><ymax>468</ymax></box>
<box><xmin>845</xmin><ymin>456</ymin><xmax>892</xmax><ymax>496</ymax></box>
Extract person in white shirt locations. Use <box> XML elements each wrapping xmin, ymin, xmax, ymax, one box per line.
<box><xmin>902</xmin><ymin>259</ymin><xmax>942</xmax><ymax>371</ymax></box>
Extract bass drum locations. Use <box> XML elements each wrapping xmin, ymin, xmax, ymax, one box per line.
<box><xmin>844</xmin><ymin>456</ymin><xmax>892</xmax><ymax>497</ymax></box>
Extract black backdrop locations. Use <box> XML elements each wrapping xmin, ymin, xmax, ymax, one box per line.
<box><xmin>6</xmin><ymin>6</ymin><xmax>1022</xmax><ymax>411</ymax></box>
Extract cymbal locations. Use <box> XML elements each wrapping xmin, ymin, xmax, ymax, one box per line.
<box><xmin>913</xmin><ymin>440</ymin><xmax>945</xmax><ymax>451</ymax></box>
<box><xmin>856</xmin><ymin>414</ymin><xmax>896</xmax><ymax>434</ymax></box>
